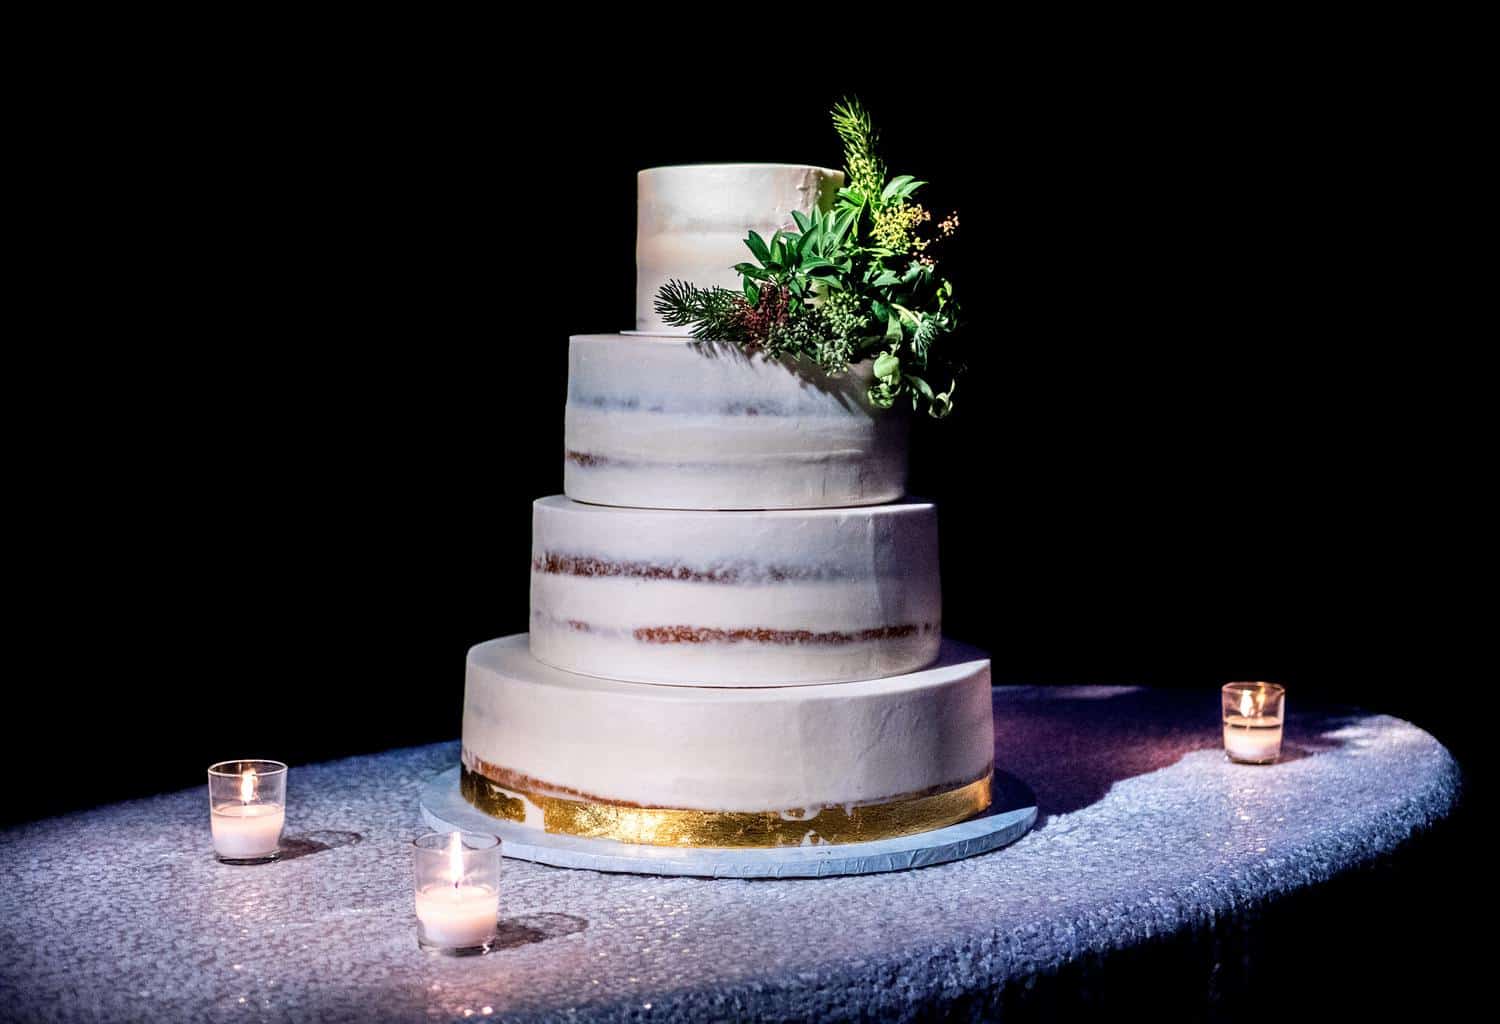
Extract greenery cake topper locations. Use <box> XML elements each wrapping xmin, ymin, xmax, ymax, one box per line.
<box><xmin>654</xmin><ymin>98</ymin><xmax>963</xmax><ymax>418</ymax></box>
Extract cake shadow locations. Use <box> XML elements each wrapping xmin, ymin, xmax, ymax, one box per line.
<box><xmin>993</xmin><ymin>687</ymin><xmax>1367</xmax><ymax>831</ymax></box>
<box><xmin>689</xmin><ymin>339</ymin><xmax>869</xmax><ymax>410</ymax></box>
<box><xmin>491</xmin><ymin>912</ymin><xmax>589</xmax><ymax>951</ymax></box>
<box><xmin>276</xmin><ymin>830</ymin><xmax>364</xmax><ymax>861</ymax></box>
<box><xmin>985</xmin><ymin>769</ymin><xmax>1038</xmax><ymax>820</ymax></box>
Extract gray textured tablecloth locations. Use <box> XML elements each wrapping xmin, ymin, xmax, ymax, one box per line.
<box><xmin>0</xmin><ymin>686</ymin><xmax>1460</xmax><ymax>1022</ymax></box>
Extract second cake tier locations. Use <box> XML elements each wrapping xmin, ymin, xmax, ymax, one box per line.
<box><xmin>564</xmin><ymin>333</ymin><xmax>908</xmax><ymax>510</ymax></box>
<box><xmin>529</xmin><ymin>496</ymin><xmax>941</xmax><ymax>686</ymax></box>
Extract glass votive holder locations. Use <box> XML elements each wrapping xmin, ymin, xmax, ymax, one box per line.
<box><xmin>208</xmin><ymin>759</ymin><xmax>288</xmax><ymax>864</ymax></box>
<box><xmin>413</xmin><ymin>831</ymin><xmax>501</xmax><ymax>956</ymax></box>
<box><xmin>1222</xmin><ymin>682</ymin><xmax>1286</xmax><ymax>764</ymax></box>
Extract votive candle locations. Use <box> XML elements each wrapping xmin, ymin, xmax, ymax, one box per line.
<box><xmin>414</xmin><ymin>831</ymin><xmax>500</xmax><ymax>955</ymax></box>
<box><xmin>1221</xmin><ymin>682</ymin><xmax>1286</xmax><ymax>764</ymax></box>
<box><xmin>208</xmin><ymin>759</ymin><xmax>288</xmax><ymax>863</ymax></box>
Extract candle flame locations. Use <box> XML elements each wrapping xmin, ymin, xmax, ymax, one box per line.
<box><xmin>1239</xmin><ymin>690</ymin><xmax>1254</xmax><ymax>717</ymax></box>
<box><xmin>240</xmin><ymin>768</ymin><xmax>257</xmax><ymax>804</ymax></box>
<box><xmin>448</xmin><ymin>831</ymin><xmax>464</xmax><ymax>887</ymax></box>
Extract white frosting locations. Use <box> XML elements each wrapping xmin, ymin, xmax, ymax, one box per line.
<box><xmin>462</xmin><ymin>634</ymin><xmax>993</xmax><ymax>812</ymax></box>
<box><xmin>636</xmin><ymin>164</ymin><xmax>843</xmax><ymax>334</ymax></box>
<box><xmin>565</xmin><ymin>334</ymin><xmax>907</xmax><ymax>510</ymax></box>
<box><xmin>529</xmin><ymin>496</ymin><xmax>941</xmax><ymax>686</ymax></box>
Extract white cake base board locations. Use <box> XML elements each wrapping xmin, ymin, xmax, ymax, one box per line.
<box><xmin>419</xmin><ymin>767</ymin><xmax>1036</xmax><ymax>878</ymax></box>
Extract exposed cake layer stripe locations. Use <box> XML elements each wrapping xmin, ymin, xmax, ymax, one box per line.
<box><xmin>565</xmin><ymin>449</ymin><xmax>876</xmax><ymax>469</ymax></box>
<box><xmin>633</xmin><ymin>624</ymin><xmax>926</xmax><ymax>645</ymax></box>
<box><xmin>544</xmin><ymin>616</ymin><xmax>932</xmax><ymax>646</ymax></box>
<box><xmin>534</xmin><ymin>552</ymin><xmax>864</xmax><ymax>585</ymax></box>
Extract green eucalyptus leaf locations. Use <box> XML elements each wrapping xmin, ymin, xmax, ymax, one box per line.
<box><xmin>881</xmin><ymin>174</ymin><xmax>915</xmax><ymax>202</ymax></box>
<box><xmin>745</xmin><ymin>231</ymin><xmax>771</xmax><ymax>264</ymax></box>
<box><xmin>831</xmin><ymin>209</ymin><xmax>857</xmax><ymax>247</ymax></box>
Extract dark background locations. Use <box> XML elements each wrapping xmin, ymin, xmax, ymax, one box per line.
<box><xmin>15</xmin><ymin>52</ymin><xmax>1478</xmax><ymax>822</ymax></box>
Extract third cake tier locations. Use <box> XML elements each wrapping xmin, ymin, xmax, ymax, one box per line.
<box><xmin>529</xmin><ymin>495</ymin><xmax>941</xmax><ymax>686</ymax></box>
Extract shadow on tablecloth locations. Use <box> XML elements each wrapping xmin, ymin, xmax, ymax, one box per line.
<box><xmin>993</xmin><ymin>686</ymin><xmax>1366</xmax><ymax>830</ymax></box>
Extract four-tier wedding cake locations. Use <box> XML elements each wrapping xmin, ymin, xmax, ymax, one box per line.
<box><xmin>459</xmin><ymin>162</ymin><xmax>994</xmax><ymax>848</ymax></box>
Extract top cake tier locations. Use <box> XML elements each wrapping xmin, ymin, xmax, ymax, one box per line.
<box><xmin>636</xmin><ymin>164</ymin><xmax>843</xmax><ymax>335</ymax></box>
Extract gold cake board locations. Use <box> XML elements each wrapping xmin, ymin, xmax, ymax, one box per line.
<box><xmin>419</xmin><ymin>766</ymin><xmax>1036</xmax><ymax>878</ymax></box>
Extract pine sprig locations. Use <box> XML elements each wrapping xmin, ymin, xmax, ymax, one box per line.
<box><xmin>653</xmin><ymin>279</ymin><xmax>744</xmax><ymax>341</ymax></box>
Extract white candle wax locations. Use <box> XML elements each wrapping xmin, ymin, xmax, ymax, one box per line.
<box><xmin>415</xmin><ymin>884</ymin><xmax>498</xmax><ymax>948</ymax></box>
<box><xmin>1223</xmin><ymin>715</ymin><xmax>1283</xmax><ymax>763</ymax></box>
<box><xmin>211</xmin><ymin>802</ymin><xmax>285</xmax><ymax>859</ymax></box>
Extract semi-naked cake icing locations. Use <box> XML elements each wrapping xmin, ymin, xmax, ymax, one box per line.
<box><xmin>636</xmin><ymin>164</ymin><xmax>843</xmax><ymax>335</ymax></box>
<box><xmin>529</xmin><ymin>496</ymin><xmax>940</xmax><ymax>686</ymax></box>
<box><xmin>457</xmin><ymin>161</ymin><xmax>994</xmax><ymax>848</ymax></box>
<box><xmin>564</xmin><ymin>334</ymin><xmax>906</xmax><ymax>510</ymax></box>
<box><xmin>461</xmin><ymin>635</ymin><xmax>994</xmax><ymax>847</ymax></box>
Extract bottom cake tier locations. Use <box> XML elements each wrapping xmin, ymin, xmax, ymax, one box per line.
<box><xmin>460</xmin><ymin>634</ymin><xmax>994</xmax><ymax>848</ymax></box>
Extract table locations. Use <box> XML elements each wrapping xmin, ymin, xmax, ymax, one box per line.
<box><xmin>0</xmin><ymin>686</ymin><xmax>1461</xmax><ymax>1022</ymax></box>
